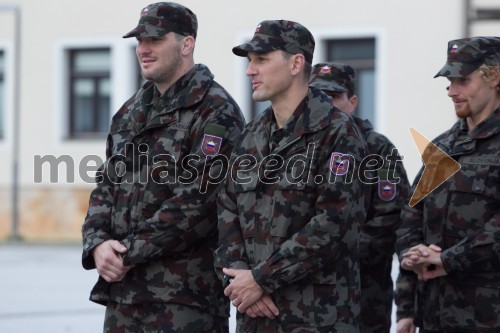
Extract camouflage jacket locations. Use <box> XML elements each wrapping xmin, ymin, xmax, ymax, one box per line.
<box><xmin>396</xmin><ymin>108</ymin><xmax>500</xmax><ymax>331</ymax></box>
<box><xmin>355</xmin><ymin>117</ymin><xmax>411</xmax><ymax>333</ymax></box>
<box><xmin>81</xmin><ymin>64</ymin><xmax>244</xmax><ymax>317</ymax></box>
<box><xmin>394</xmin><ymin>266</ymin><xmax>417</xmax><ymax>322</ymax></box>
<box><xmin>215</xmin><ymin>87</ymin><xmax>369</xmax><ymax>332</ymax></box>
<box><xmin>356</xmin><ymin>117</ymin><xmax>410</xmax><ymax>265</ymax></box>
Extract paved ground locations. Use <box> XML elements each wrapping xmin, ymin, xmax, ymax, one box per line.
<box><xmin>0</xmin><ymin>243</ymin><xmax>399</xmax><ymax>333</ymax></box>
<box><xmin>0</xmin><ymin>243</ymin><xmax>104</xmax><ymax>333</ymax></box>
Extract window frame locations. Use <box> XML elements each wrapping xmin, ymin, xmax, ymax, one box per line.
<box><xmin>67</xmin><ymin>47</ymin><xmax>111</xmax><ymax>139</ymax></box>
<box><xmin>313</xmin><ymin>30</ymin><xmax>385</xmax><ymax>131</ymax></box>
<box><xmin>54</xmin><ymin>39</ymin><xmax>139</xmax><ymax>144</ymax></box>
<box><xmin>324</xmin><ymin>37</ymin><xmax>376</xmax><ymax>124</ymax></box>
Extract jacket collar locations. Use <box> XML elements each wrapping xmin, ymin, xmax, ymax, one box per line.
<box><xmin>468</xmin><ymin>107</ymin><xmax>500</xmax><ymax>140</ymax></box>
<box><xmin>248</xmin><ymin>87</ymin><xmax>335</xmax><ymax>137</ymax></box>
<box><xmin>141</xmin><ymin>63</ymin><xmax>214</xmax><ymax>116</ymax></box>
<box><xmin>437</xmin><ymin>107</ymin><xmax>500</xmax><ymax>155</ymax></box>
<box><xmin>353</xmin><ymin>117</ymin><xmax>373</xmax><ymax>132</ymax></box>
<box><xmin>244</xmin><ymin>87</ymin><xmax>338</xmax><ymax>158</ymax></box>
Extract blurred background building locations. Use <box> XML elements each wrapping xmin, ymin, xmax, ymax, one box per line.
<box><xmin>0</xmin><ymin>0</ymin><xmax>499</xmax><ymax>241</ymax></box>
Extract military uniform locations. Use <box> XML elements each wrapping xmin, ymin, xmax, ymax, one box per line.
<box><xmin>81</xmin><ymin>63</ymin><xmax>244</xmax><ymax>328</ymax></box>
<box><xmin>82</xmin><ymin>3</ymin><xmax>245</xmax><ymax>330</ymax></box>
<box><xmin>395</xmin><ymin>36</ymin><xmax>500</xmax><ymax>333</ymax></box>
<box><xmin>396</xmin><ymin>109</ymin><xmax>500</xmax><ymax>332</ymax></box>
<box><xmin>355</xmin><ymin>118</ymin><xmax>410</xmax><ymax>333</ymax></box>
<box><xmin>394</xmin><ymin>268</ymin><xmax>417</xmax><ymax>325</ymax></box>
<box><xmin>215</xmin><ymin>87</ymin><xmax>369</xmax><ymax>333</ymax></box>
<box><xmin>310</xmin><ymin>62</ymin><xmax>411</xmax><ymax>333</ymax></box>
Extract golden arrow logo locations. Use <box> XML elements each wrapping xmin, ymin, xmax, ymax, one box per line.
<box><xmin>408</xmin><ymin>128</ymin><xmax>461</xmax><ymax>207</ymax></box>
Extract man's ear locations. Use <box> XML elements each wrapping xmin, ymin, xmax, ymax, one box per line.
<box><xmin>349</xmin><ymin>95</ymin><xmax>358</xmax><ymax>110</ymax></box>
<box><xmin>290</xmin><ymin>54</ymin><xmax>305</xmax><ymax>76</ymax></box>
<box><xmin>181</xmin><ymin>36</ymin><xmax>195</xmax><ymax>55</ymax></box>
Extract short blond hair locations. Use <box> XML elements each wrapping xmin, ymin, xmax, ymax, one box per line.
<box><xmin>478</xmin><ymin>64</ymin><xmax>500</xmax><ymax>91</ymax></box>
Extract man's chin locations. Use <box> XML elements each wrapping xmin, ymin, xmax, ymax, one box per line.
<box><xmin>454</xmin><ymin>109</ymin><xmax>469</xmax><ymax>119</ymax></box>
<box><xmin>252</xmin><ymin>93</ymin><xmax>268</xmax><ymax>102</ymax></box>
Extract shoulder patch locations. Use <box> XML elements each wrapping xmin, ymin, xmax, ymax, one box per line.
<box><xmin>378</xmin><ymin>180</ymin><xmax>397</xmax><ymax>201</ymax></box>
<box><xmin>201</xmin><ymin>123</ymin><xmax>225</xmax><ymax>156</ymax></box>
<box><xmin>330</xmin><ymin>152</ymin><xmax>349</xmax><ymax>175</ymax></box>
<box><xmin>377</xmin><ymin>168</ymin><xmax>397</xmax><ymax>201</ymax></box>
<box><xmin>201</xmin><ymin>134</ymin><xmax>222</xmax><ymax>156</ymax></box>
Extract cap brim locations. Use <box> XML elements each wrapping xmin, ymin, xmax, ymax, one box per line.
<box><xmin>123</xmin><ymin>27</ymin><xmax>139</xmax><ymax>38</ymax></box>
<box><xmin>122</xmin><ymin>23</ymin><xmax>169</xmax><ymax>39</ymax></box>
<box><xmin>232</xmin><ymin>41</ymin><xmax>277</xmax><ymax>57</ymax></box>
<box><xmin>309</xmin><ymin>79</ymin><xmax>348</xmax><ymax>93</ymax></box>
<box><xmin>434</xmin><ymin>61</ymin><xmax>481</xmax><ymax>78</ymax></box>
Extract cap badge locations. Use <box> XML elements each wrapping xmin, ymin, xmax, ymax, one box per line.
<box><xmin>450</xmin><ymin>44</ymin><xmax>458</xmax><ymax>54</ymax></box>
<box><xmin>141</xmin><ymin>8</ymin><xmax>149</xmax><ymax>16</ymax></box>
<box><xmin>320</xmin><ymin>66</ymin><xmax>331</xmax><ymax>74</ymax></box>
<box><xmin>255</xmin><ymin>24</ymin><xmax>261</xmax><ymax>33</ymax></box>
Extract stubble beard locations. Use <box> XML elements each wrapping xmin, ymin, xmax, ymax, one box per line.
<box><xmin>454</xmin><ymin>103</ymin><xmax>472</xmax><ymax>119</ymax></box>
<box><xmin>142</xmin><ymin>49</ymin><xmax>183</xmax><ymax>86</ymax></box>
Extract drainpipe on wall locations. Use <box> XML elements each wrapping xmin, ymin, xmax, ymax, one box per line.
<box><xmin>0</xmin><ymin>4</ymin><xmax>21</xmax><ymax>241</ymax></box>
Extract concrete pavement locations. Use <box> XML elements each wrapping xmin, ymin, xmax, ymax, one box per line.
<box><xmin>0</xmin><ymin>243</ymin><xmax>104</xmax><ymax>333</ymax></box>
<box><xmin>0</xmin><ymin>243</ymin><xmax>400</xmax><ymax>332</ymax></box>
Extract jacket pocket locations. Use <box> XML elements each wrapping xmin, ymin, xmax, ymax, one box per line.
<box><xmin>270</xmin><ymin>177</ymin><xmax>315</xmax><ymax>238</ymax></box>
<box><xmin>449</xmin><ymin>164</ymin><xmax>500</xmax><ymax>200</ymax></box>
<box><xmin>279</xmin><ymin>283</ymin><xmax>338</xmax><ymax>328</ymax></box>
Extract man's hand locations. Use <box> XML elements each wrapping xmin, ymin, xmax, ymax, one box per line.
<box><xmin>397</xmin><ymin>317</ymin><xmax>416</xmax><ymax>333</ymax></box>
<box><xmin>222</xmin><ymin>268</ymin><xmax>264</xmax><ymax>313</ymax></box>
<box><xmin>244</xmin><ymin>293</ymin><xmax>279</xmax><ymax>319</ymax></box>
<box><xmin>92</xmin><ymin>240</ymin><xmax>134</xmax><ymax>282</ymax></box>
<box><xmin>401</xmin><ymin>244</ymin><xmax>447</xmax><ymax>280</ymax></box>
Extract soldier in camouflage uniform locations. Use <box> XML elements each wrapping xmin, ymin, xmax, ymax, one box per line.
<box><xmin>396</xmin><ymin>36</ymin><xmax>500</xmax><ymax>333</ymax></box>
<box><xmin>310</xmin><ymin>62</ymin><xmax>411</xmax><ymax>333</ymax></box>
<box><xmin>214</xmin><ymin>20</ymin><xmax>369</xmax><ymax>332</ymax></box>
<box><xmin>81</xmin><ymin>3</ymin><xmax>245</xmax><ymax>332</ymax></box>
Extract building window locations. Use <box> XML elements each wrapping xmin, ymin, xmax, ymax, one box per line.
<box><xmin>0</xmin><ymin>50</ymin><xmax>4</xmax><ymax>139</ymax></box>
<box><xmin>325</xmin><ymin>38</ymin><xmax>376</xmax><ymax>124</ymax></box>
<box><xmin>68</xmin><ymin>48</ymin><xmax>111</xmax><ymax>138</ymax></box>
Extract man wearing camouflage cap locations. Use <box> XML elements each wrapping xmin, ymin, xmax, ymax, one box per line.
<box><xmin>396</xmin><ymin>36</ymin><xmax>500</xmax><ymax>333</ymax></box>
<box><xmin>81</xmin><ymin>2</ymin><xmax>245</xmax><ymax>332</ymax></box>
<box><xmin>215</xmin><ymin>20</ymin><xmax>369</xmax><ymax>332</ymax></box>
<box><xmin>310</xmin><ymin>62</ymin><xmax>411</xmax><ymax>333</ymax></box>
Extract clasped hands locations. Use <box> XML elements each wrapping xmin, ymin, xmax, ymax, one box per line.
<box><xmin>93</xmin><ymin>240</ymin><xmax>134</xmax><ymax>282</ymax></box>
<box><xmin>401</xmin><ymin>244</ymin><xmax>448</xmax><ymax>281</ymax></box>
<box><xmin>222</xmin><ymin>268</ymin><xmax>280</xmax><ymax>319</ymax></box>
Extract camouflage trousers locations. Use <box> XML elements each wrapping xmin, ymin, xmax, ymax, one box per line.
<box><xmin>359</xmin><ymin>258</ymin><xmax>393</xmax><ymax>333</ymax></box>
<box><xmin>103</xmin><ymin>302</ymin><xmax>229</xmax><ymax>333</ymax></box>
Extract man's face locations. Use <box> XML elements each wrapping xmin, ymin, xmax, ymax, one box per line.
<box><xmin>136</xmin><ymin>32</ymin><xmax>183</xmax><ymax>90</ymax></box>
<box><xmin>246</xmin><ymin>50</ymin><xmax>294</xmax><ymax>102</ymax></box>
<box><xmin>447</xmin><ymin>69</ymin><xmax>499</xmax><ymax>125</ymax></box>
<box><xmin>325</xmin><ymin>91</ymin><xmax>358</xmax><ymax>116</ymax></box>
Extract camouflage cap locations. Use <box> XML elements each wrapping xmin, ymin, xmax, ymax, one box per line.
<box><xmin>434</xmin><ymin>36</ymin><xmax>500</xmax><ymax>78</ymax></box>
<box><xmin>232</xmin><ymin>20</ymin><xmax>315</xmax><ymax>64</ymax></box>
<box><xmin>309</xmin><ymin>62</ymin><xmax>356</xmax><ymax>96</ymax></box>
<box><xmin>123</xmin><ymin>2</ymin><xmax>197</xmax><ymax>39</ymax></box>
